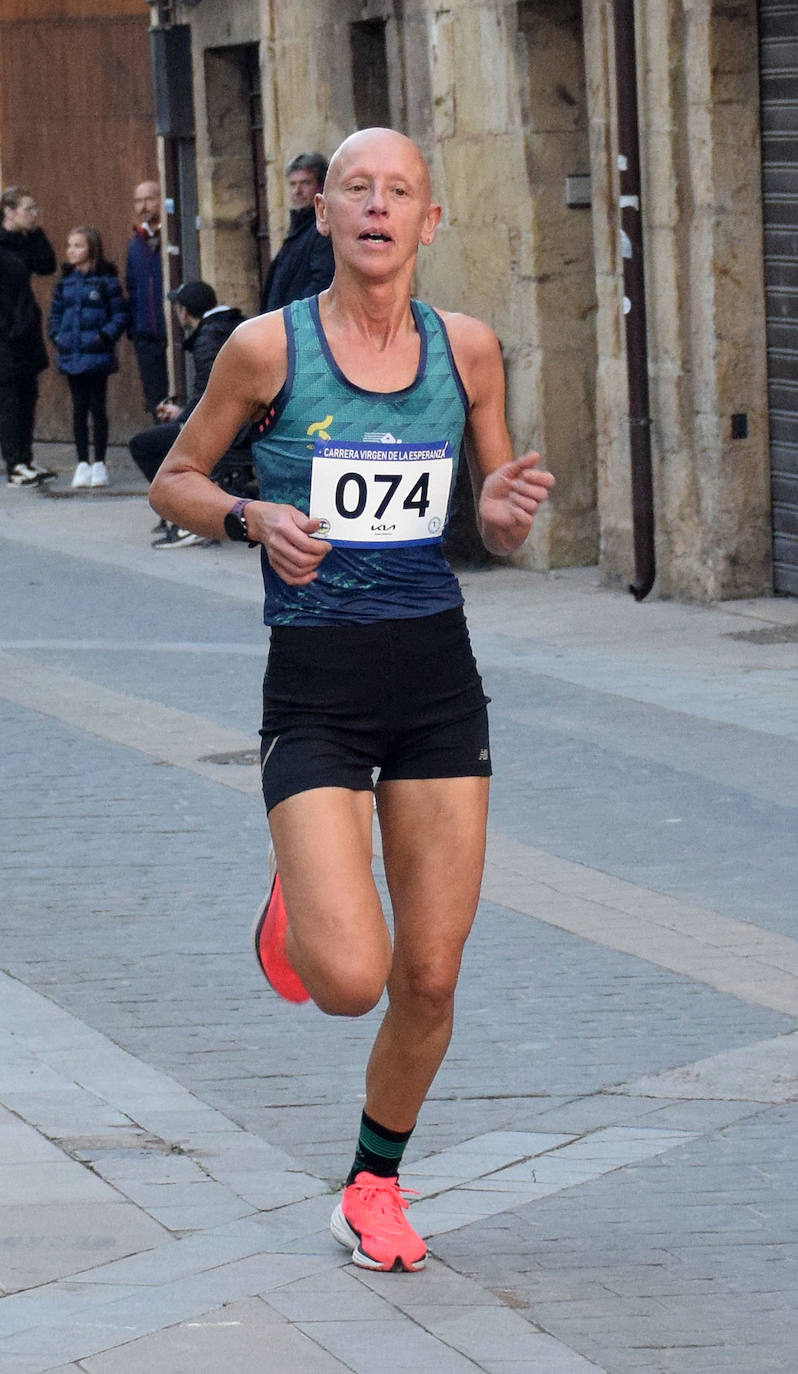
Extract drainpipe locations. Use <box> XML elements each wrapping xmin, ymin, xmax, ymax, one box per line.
<box><xmin>614</xmin><ymin>0</ymin><xmax>656</xmax><ymax>601</ymax></box>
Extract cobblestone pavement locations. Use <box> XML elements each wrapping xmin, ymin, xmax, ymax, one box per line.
<box><xmin>1</xmin><ymin>447</ymin><xmax>797</xmax><ymax>1371</ymax></box>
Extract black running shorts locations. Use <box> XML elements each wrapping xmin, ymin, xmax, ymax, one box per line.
<box><xmin>260</xmin><ymin>606</ymin><xmax>491</xmax><ymax>814</ymax></box>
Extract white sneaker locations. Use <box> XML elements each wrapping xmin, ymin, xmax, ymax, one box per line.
<box><xmin>90</xmin><ymin>462</ymin><xmax>109</xmax><ymax>487</ymax></box>
<box><xmin>71</xmin><ymin>462</ymin><xmax>92</xmax><ymax>488</ymax></box>
<box><xmin>8</xmin><ymin>463</ymin><xmax>41</xmax><ymax>486</ymax></box>
<box><xmin>151</xmin><ymin>527</ymin><xmax>207</xmax><ymax>548</ymax></box>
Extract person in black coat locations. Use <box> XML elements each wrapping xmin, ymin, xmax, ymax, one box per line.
<box><xmin>259</xmin><ymin>152</ymin><xmax>335</xmax><ymax>314</ymax></box>
<box><xmin>0</xmin><ymin>246</ymin><xmax>47</xmax><ymax>484</ymax></box>
<box><xmin>129</xmin><ymin>280</ymin><xmax>245</xmax><ymax>547</ymax></box>
<box><xmin>126</xmin><ymin>180</ymin><xmax>168</xmax><ymax>419</ymax></box>
<box><xmin>48</xmin><ymin>226</ymin><xmax>129</xmax><ymax>488</ymax></box>
<box><xmin>0</xmin><ymin>185</ymin><xmax>57</xmax><ymax>484</ymax></box>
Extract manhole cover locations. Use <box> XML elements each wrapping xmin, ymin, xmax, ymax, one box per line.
<box><xmin>726</xmin><ymin>624</ymin><xmax>798</xmax><ymax>645</ymax></box>
<box><xmin>198</xmin><ymin>749</ymin><xmax>259</xmax><ymax>766</ymax></box>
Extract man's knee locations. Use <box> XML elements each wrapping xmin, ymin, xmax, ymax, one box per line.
<box><xmin>128</xmin><ymin>428</ymin><xmax>148</xmax><ymax>461</ymax></box>
<box><xmin>301</xmin><ymin>940</ymin><xmax>389</xmax><ymax>1018</ymax></box>
<box><xmin>391</xmin><ymin>956</ymin><xmax>461</xmax><ymax>1021</ymax></box>
<box><xmin>313</xmin><ymin>969</ymin><xmax>385</xmax><ymax>1019</ymax></box>
<box><xmin>129</xmin><ymin>423</ymin><xmax>177</xmax><ymax>483</ymax></box>
<box><xmin>300</xmin><ymin>918</ymin><xmax>393</xmax><ymax>1018</ymax></box>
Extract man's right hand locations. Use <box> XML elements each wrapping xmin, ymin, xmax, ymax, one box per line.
<box><xmin>155</xmin><ymin>400</ymin><xmax>181</xmax><ymax>422</ymax></box>
<box><xmin>247</xmin><ymin>502</ymin><xmax>332</xmax><ymax>585</ymax></box>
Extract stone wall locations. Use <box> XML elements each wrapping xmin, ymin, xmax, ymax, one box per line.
<box><xmin>173</xmin><ymin>0</ymin><xmax>773</xmax><ymax>600</ymax></box>
<box><xmin>586</xmin><ymin>0</ymin><xmax>770</xmax><ymax>598</ymax></box>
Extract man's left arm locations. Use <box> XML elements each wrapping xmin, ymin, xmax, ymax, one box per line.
<box><xmin>447</xmin><ymin>314</ymin><xmax>555</xmax><ymax>556</ymax></box>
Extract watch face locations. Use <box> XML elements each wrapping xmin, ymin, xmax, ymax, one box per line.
<box><xmin>224</xmin><ymin>509</ymin><xmax>246</xmax><ymax>541</ymax></box>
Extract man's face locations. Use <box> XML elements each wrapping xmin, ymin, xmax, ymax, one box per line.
<box><xmin>317</xmin><ymin>130</ymin><xmax>441</xmax><ymax>280</ymax></box>
<box><xmin>6</xmin><ymin>194</ymin><xmax>38</xmax><ymax>234</ymax></box>
<box><xmin>133</xmin><ymin>182</ymin><xmax>161</xmax><ymax>227</ymax></box>
<box><xmin>287</xmin><ymin>170</ymin><xmax>322</xmax><ymax>210</ymax></box>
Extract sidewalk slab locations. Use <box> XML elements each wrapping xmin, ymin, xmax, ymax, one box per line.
<box><xmin>77</xmin><ymin>1297</ymin><xmax>352</xmax><ymax>1374</ymax></box>
<box><xmin>0</xmin><ymin>1203</ymin><xmax>167</xmax><ymax>1294</ymax></box>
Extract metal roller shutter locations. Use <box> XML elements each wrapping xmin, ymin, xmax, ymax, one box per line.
<box><xmin>759</xmin><ymin>0</ymin><xmax>798</xmax><ymax>594</ymax></box>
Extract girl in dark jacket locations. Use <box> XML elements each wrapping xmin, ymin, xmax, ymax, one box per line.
<box><xmin>49</xmin><ymin>226</ymin><xmax>128</xmax><ymax>488</ymax></box>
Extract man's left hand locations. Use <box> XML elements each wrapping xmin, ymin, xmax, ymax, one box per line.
<box><xmin>478</xmin><ymin>452</ymin><xmax>555</xmax><ymax>555</ymax></box>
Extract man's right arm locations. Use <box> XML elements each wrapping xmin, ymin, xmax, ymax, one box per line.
<box><xmin>149</xmin><ymin>316</ymin><xmax>331</xmax><ymax>584</ymax></box>
<box><xmin>26</xmin><ymin>228</ymin><xmax>56</xmax><ymax>277</ymax></box>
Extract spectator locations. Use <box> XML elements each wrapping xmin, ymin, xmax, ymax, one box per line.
<box><xmin>259</xmin><ymin>152</ymin><xmax>334</xmax><ymax>313</ymax></box>
<box><xmin>0</xmin><ymin>185</ymin><xmax>57</xmax><ymax>484</ymax></box>
<box><xmin>48</xmin><ymin>226</ymin><xmax>128</xmax><ymax>488</ymax></box>
<box><xmin>129</xmin><ymin>279</ymin><xmax>244</xmax><ymax>547</ymax></box>
<box><xmin>126</xmin><ymin>180</ymin><xmax>168</xmax><ymax>419</ymax></box>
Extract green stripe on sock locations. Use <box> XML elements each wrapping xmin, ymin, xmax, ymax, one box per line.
<box><xmin>359</xmin><ymin>1122</ymin><xmax>407</xmax><ymax>1159</ymax></box>
<box><xmin>347</xmin><ymin>1111</ymin><xmax>416</xmax><ymax>1184</ymax></box>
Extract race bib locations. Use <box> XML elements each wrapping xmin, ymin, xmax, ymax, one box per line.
<box><xmin>309</xmin><ymin>439</ymin><xmax>453</xmax><ymax>547</ymax></box>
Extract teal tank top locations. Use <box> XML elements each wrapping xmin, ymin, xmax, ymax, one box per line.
<box><xmin>251</xmin><ymin>296</ymin><xmax>468</xmax><ymax>625</ymax></box>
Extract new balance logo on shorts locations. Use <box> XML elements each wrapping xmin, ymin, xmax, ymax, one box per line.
<box><xmin>479</xmin><ymin>748</ymin><xmax>489</xmax><ymax>761</ymax></box>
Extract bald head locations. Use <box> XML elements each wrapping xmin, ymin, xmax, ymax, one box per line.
<box><xmin>325</xmin><ymin>128</ymin><xmax>431</xmax><ymax>202</ymax></box>
<box><xmin>315</xmin><ymin>126</ymin><xmax>442</xmax><ymax>275</ymax></box>
<box><xmin>133</xmin><ymin>180</ymin><xmax>161</xmax><ymax>229</ymax></box>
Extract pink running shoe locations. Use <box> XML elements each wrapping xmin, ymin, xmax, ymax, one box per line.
<box><xmin>250</xmin><ymin>845</ymin><xmax>309</xmax><ymax>1004</ymax></box>
<box><xmin>330</xmin><ymin>1171</ymin><xmax>426</xmax><ymax>1272</ymax></box>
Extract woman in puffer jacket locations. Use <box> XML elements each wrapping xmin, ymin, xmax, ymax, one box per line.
<box><xmin>49</xmin><ymin>226</ymin><xmax>129</xmax><ymax>488</ymax></box>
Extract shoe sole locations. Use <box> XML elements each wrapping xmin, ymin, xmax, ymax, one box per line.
<box><xmin>249</xmin><ymin>894</ymin><xmax>270</xmax><ymax>967</ymax></box>
<box><xmin>151</xmin><ymin>540</ymin><xmax>202</xmax><ymax>548</ymax></box>
<box><xmin>249</xmin><ymin>845</ymin><xmax>278</xmax><ymax>964</ymax></box>
<box><xmin>249</xmin><ymin>847</ymin><xmax>310</xmax><ymax>1004</ymax></box>
<box><xmin>9</xmin><ymin>471</ymin><xmax>43</xmax><ymax>486</ymax></box>
<box><xmin>249</xmin><ymin>899</ymin><xmax>310</xmax><ymax>1002</ymax></box>
<box><xmin>152</xmin><ymin>536</ymin><xmax>204</xmax><ymax>547</ymax></box>
<box><xmin>329</xmin><ymin>1203</ymin><xmax>426</xmax><ymax>1272</ymax></box>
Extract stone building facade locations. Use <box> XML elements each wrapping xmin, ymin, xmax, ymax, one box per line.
<box><xmin>148</xmin><ymin>0</ymin><xmax>791</xmax><ymax>602</ymax></box>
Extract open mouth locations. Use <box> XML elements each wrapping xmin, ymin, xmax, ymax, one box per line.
<box><xmin>359</xmin><ymin>231</ymin><xmax>392</xmax><ymax>243</ymax></box>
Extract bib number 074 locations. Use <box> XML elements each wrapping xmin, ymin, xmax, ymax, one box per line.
<box><xmin>309</xmin><ymin>447</ymin><xmax>453</xmax><ymax>546</ymax></box>
<box><xmin>335</xmin><ymin>470</ymin><xmax>430</xmax><ymax>521</ymax></box>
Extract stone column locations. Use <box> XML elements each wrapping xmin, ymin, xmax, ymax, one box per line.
<box><xmin>586</xmin><ymin>0</ymin><xmax>771</xmax><ymax>599</ymax></box>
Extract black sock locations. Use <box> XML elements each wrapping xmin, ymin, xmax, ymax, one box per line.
<box><xmin>346</xmin><ymin>1110</ymin><xmax>414</xmax><ymax>1185</ymax></box>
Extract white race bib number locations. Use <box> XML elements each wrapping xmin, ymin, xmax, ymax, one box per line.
<box><xmin>309</xmin><ymin>440</ymin><xmax>453</xmax><ymax>547</ymax></box>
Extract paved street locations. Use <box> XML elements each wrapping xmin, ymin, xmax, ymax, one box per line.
<box><xmin>1</xmin><ymin>444</ymin><xmax>798</xmax><ymax>1372</ymax></box>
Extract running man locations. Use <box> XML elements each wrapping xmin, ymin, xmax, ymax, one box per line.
<box><xmin>149</xmin><ymin>127</ymin><xmax>554</xmax><ymax>1273</ymax></box>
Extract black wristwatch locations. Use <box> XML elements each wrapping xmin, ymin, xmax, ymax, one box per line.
<box><xmin>223</xmin><ymin>498</ymin><xmax>253</xmax><ymax>543</ymax></box>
